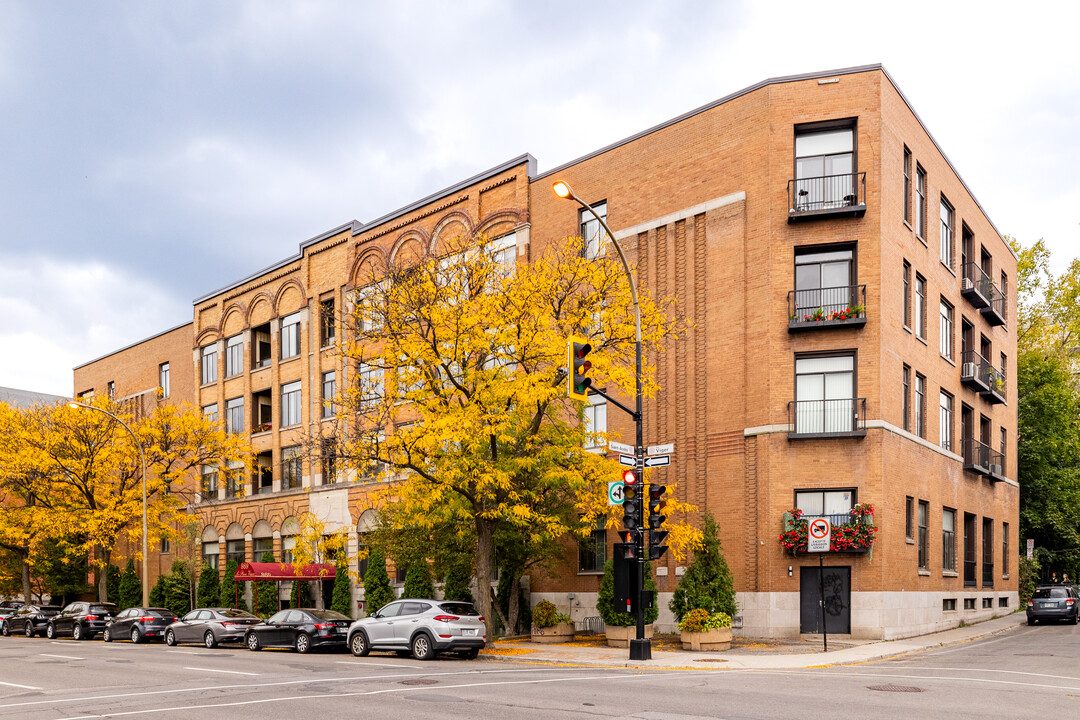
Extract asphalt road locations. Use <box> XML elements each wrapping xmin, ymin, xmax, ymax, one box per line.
<box><xmin>0</xmin><ymin>620</ymin><xmax>1077</xmax><ymax>719</ymax></box>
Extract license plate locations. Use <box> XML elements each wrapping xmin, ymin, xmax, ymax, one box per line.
<box><xmin>463</xmin><ymin>628</ymin><xmax>477</xmax><ymax>636</ymax></box>
<box><xmin>337</xmin><ymin>628</ymin><xmax>347</xmax><ymax>634</ymax></box>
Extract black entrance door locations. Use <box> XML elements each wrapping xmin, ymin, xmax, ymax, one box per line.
<box><xmin>800</xmin><ymin>565</ymin><xmax>851</xmax><ymax>634</ymax></box>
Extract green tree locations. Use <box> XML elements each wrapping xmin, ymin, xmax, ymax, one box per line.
<box><xmin>669</xmin><ymin>513</ymin><xmax>737</xmax><ymax>621</ymax></box>
<box><xmin>496</xmin><ymin>568</ymin><xmax>531</xmax><ymax>635</ymax></box>
<box><xmin>149</xmin><ymin>574</ymin><xmax>166</xmax><ymax>607</ymax></box>
<box><xmin>220</xmin><ymin>559</ymin><xmax>241</xmax><ymax>609</ymax></box>
<box><xmin>362</xmin><ymin>547</ymin><xmax>394</xmax><ymax>616</ymax></box>
<box><xmin>597</xmin><ymin>559</ymin><xmax>659</xmax><ymax>627</ymax></box>
<box><xmin>118</xmin><ymin>558</ymin><xmax>142</xmax><ymax>610</ymax></box>
<box><xmin>255</xmin><ymin>552</ymin><xmax>277</xmax><ymax>617</ymax></box>
<box><xmin>106</xmin><ymin>563</ymin><xmax>121</xmax><ymax>604</ymax></box>
<box><xmin>290</xmin><ymin>578</ymin><xmax>312</xmax><ymax>608</ymax></box>
<box><xmin>330</xmin><ymin>557</ymin><xmax>352</xmax><ymax>616</ymax></box>
<box><xmin>441</xmin><ymin>561</ymin><xmax>474</xmax><ymax>604</ymax></box>
<box><xmin>163</xmin><ymin>560</ymin><xmax>192</xmax><ymax>617</ymax></box>
<box><xmin>195</xmin><ymin>563</ymin><xmax>219</xmax><ymax>609</ymax></box>
<box><xmin>402</xmin><ymin>563</ymin><xmax>435</xmax><ymax>600</ymax></box>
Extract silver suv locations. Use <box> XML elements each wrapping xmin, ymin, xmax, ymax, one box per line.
<box><xmin>347</xmin><ymin>599</ymin><xmax>486</xmax><ymax>660</ymax></box>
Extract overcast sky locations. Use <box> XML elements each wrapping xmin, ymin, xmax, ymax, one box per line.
<box><xmin>1</xmin><ymin>1</ymin><xmax>1076</xmax><ymax>396</ymax></box>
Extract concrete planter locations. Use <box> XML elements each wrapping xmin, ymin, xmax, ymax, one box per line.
<box><xmin>680</xmin><ymin>626</ymin><xmax>732</xmax><ymax>651</ymax></box>
<box><xmin>604</xmin><ymin>623</ymin><xmax>653</xmax><ymax>648</ymax></box>
<box><xmin>530</xmin><ymin>622</ymin><xmax>575</xmax><ymax>643</ymax></box>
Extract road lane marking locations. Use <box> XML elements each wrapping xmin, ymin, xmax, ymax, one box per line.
<box><xmin>168</xmin><ymin>651</ymin><xmax>216</xmax><ymax>655</ymax></box>
<box><xmin>183</xmin><ymin>666</ymin><xmax>259</xmax><ymax>676</ymax></box>
<box><xmin>335</xmin><ymin>661</ymin><xmax>413</xmax><ymax>668</ymax></box>
<box><xmin>862</xmin><ymin>665</ymin><xmax>1080</xmax><ymax>682</ymax></box>
<box><xmin>0</xmin><ymin>680</ymin><xmax>41</xmax><ymax>690</ymax></box>
<box><xmin>41</xmin><ymin>653</ymin><xmax>84</xmax><ymax>660</ymax></box>
<box><xmin>762</xmin><ymin>668</ymin><xmax>1080</xmax><ymax>692</ymax></box>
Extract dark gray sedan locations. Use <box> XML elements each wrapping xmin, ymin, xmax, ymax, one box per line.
<box><xmin>165</xmin><ymin>608</ymin><xmax>260</xmax><ymax>648</ymax></box>
<box><xmin>103</xmin><ymin>607</ymin><xmax>177</xmax><ymax>643</ymax></box>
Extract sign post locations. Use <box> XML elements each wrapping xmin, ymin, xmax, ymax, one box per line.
<box><xmin>806</xmin><ymin>517</ymin><xmax>832</xmax><ymax>652</ymax></box>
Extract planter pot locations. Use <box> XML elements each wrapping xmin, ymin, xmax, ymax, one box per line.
<box><xmin>604</xmin><ymin>623</ymin><xmax>653</xmax><ymax>648</ymax></box>
<box><xmin>530</xmin><ymin>622</ymin><xmax>575</xmax><ymax>644</ymax></box>
<box><xmin>680</xmin><ymin>626</ymin><xmax>732</xmax><ymax>652</ymax></box>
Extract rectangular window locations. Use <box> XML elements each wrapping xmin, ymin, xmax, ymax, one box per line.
<box><xmin>793</xmin><ymin>247</ymin><xmax>855</xmax><ymax>317</ymax></box>
<box><xmin>903</xmin><ymin>261</ymin><xmax>911</xmax><ymax>329</ymax></box>
<box><xmin>943</xmin><ymin>508</ymin><xmax>956</xmax><ymax>571</ymax></box>
<box><xmin>226</xmin><ymin>334</ymin><xmax>243</xmax><ymax>377</ymax></box>
<box><xmin>940</xmin><ymin>196</ymin><xmax>954</xmax><ymax>269</ymax></box>
<box><xmin>225</xmin><ymin>460</ymin><xmax>243</xmax><ymax>498</ymax></box>
<box><xmin>252</xmin><ymin>537</ymin><xmax>273</xmax><ymax>561</ymax></box>
<box><xmin>964</xmin><ymin>598</ymin><xmax>976</xmax><ymax>610</ymax></box>
<box><xmin>916</xmin><ymin>164</ymin><xmax>927</xmax><ymax>239</ymax></box>
<box><xmin>999</xmin><ymin>427</ymin><xmax>1007</xmax><ymax>460</ymax></box>
<box><xmin>321</xmin><ymin>371</ymin><xmax>336</xmax><ymax>419</ymax></box>
<box><xmin>581</xmin><ymin>202</ymin><xmax>608</xmax><ymax>259</ymax></box>
<box><xmin>795</xmin><ymin>489</ymin><xmax>855</xmax><ymax>520</ymax></box>
<box><xmin>903</xmin><ymin>146</ymin><xmax>912</xmax><ymax>224</ymax></box>
<box><xmin>1002</xmin><ymin>522</ymin><xmax>1010</xmax><ymax>578</ymax></box>
<box><xmin>225</xmin><ymin>539</ymin><xmax>245</xmax><ymax>565</ymax></box>
<box><xmin>320</xmin><ymin>299</ymin><xmax>335</xmax><ymax>348</ymax></box>
<box><xmin>107</xmin><ymin>381</ymin><xmax>115</xmax><ymax>399</ymax></box>
<box><xmin>161</xmin><ymin>537</ymin><xmax>170</xmax><ymax>554</ymax></box>
<box><xmin>358</xmin><ymin>362</ymin><xmax>384</xmax><ymax>408</ymax></box>
<box><xmin>583</xmin><ymin>394</ymin><xmax>607</xmax><ymax>451</ymax></box>
<box><xmin>940</xmin><ymin>298</ymin><xmax>954</xmax><ymax>360</ymax></box>
<box><xmin>939</xmin><ymin>390</ymin><xmax>953</xmax><ymax>451</ymax></box>
<box><xmin>202</xmin><ymin>544</ymin><xmax>219</xmax><ymax>570</ymax></box>
<box><xmin>915</xmin><ymin>373</ymin><xmax>926</xmax><ymax>438</ymax></box>
<box><xmin>281</xmin><ymin>536</ymin><xmax>295</xmax><ymax>564</ymax></box>
<box><xmin>201</xmin><ymin>465</ymin><xmax>219</xmax><ymax>498</ymax></box>
<box><xmin>982</xmin><ymin>518</ymin><xmax>995</xmax><ymax>587</ymax></box>
<box><xmin>578</xmin><ymin>518</ymin><xmax>607</xmax><ymax>573</ymax></box>
<box><xmin>918</xmin><ymin>500</ymin><xmax>929</xmax><ymax>570</ymax></box>
<box><xmin>321</xmin><ymin>438</ymin><xmax>337</xmax><ymax>485</ymax></box>
<box><xmin>794</xmin><ymin>126</ymin><xmax>855</xmax><ymax>210</ymax></box>
<box><xmin>203</xmin><ymin>403</ymin><xmax>218</xmax><ymax>424</ymax></box>
<box><xmin>902</xmin><ymin>364</ymin><xmax>911</xmax><ymax>431</ymax></box>
<box><xmin>794</xmin><ymin>354</ymin><xmax>856</xmax><ymax>434</ymax></box>
<box><xmin>226</xmin><ymin>396</ymin><xmax>244</xmax><ymax>435</ymax></box>
<box><xmin>281</xmin><ymin>312</ymin><xmax>301</xmax><ymax>360</ymax></box>
<box><xmin>488</xmin><ymin>232</ymin><xmax>517</xmax><ymax>276</ymax></box>
<box><xmin>915</xmin><ymin>274</ymin><xmax>927</xmax><ymax>339</ymax></box>
<box><xmin>905</xmin><ymin>496</ymin><xmax>914</xmax><ymax>541</ymax></box>
<box><xmin>943</xmin><ymin>598</ymin><xmax>956</xmax><ymax>611</ymax></box>
<box><xmin>201</xmin><ymin>344</ymin><xmax>218</xmax><ymax>385</ymax></box>
<box><xmin>281</xmin><ymin>445</ymin><xmax>302</xmax><ymax>490</ymax></box>
<box><xmin>159</xmin><ymin>363</ymin><xmax>170</xmax><ymax>398</ymax></box>
<box><xmin>281</xmin><ymin>381</ymin><xmax>301</xmax><ymax>427</ymax></box>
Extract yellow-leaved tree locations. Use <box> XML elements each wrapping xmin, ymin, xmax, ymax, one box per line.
<box><xmin>334</xmin><ymin>233</ymin><xmax>692</xmax><ymax>638</ymax></box>
<box><xmin>286</xmin><ymin>511</ymin><xmax>349</xmax><ymax>610</ymax></box>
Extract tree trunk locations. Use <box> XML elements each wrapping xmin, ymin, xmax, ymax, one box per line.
<box><xmin>97</xmin><ymin>546</ymin><xmax>111</xmax><ymax>602</ymax></box>
<box><xmin>474</xmin><ymin>517</ymin><xmax>498</xmax><ymax>644</ymax></box>
<box><xmin>20</xmin><ymin>550</ymin><xmax>32</xmax><ymax>605</ymax></box>
<box><xmin>507</xmin><ymin>570</ymin><xmax>521</xmax><ymax>634</ymax></box>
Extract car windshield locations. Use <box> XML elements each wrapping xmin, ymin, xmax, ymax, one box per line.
<box><xmin>1033</xmin><ymin>587</ymin><xmax>1069</xmax><ymax>599</ymax></box>
<box><xmin>438</xmin><ymin>602</ymin><xmax>479</xmax><ymax>616</ymax></box>
<box><xmin>309</xmin><ymin>609</ymin><xmax>349</xmax><ymax>621</ymax></box>
<box><xmin>90</xmin><ymin>605</ymin><xmax>117</xmax><ymax>614</ymax></box>
<box><xmin>220</xmin><ymin>609</ymin><xmax>257</xmax><ymax>618</ymax></box>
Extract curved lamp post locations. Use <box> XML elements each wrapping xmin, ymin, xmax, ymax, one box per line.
<box><xmin>68</xmin><ymin>402</ymin><xmax>150</xmax><ymax>607</ymax></box>
<box><xmin>552</xmin><ymin>179</ymin><xmax>649</xmax><ymax>660</ymax></box>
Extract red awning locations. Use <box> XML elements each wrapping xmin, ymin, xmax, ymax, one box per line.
<box><xmin>232</xmin><ymin>561</ymin><xmax>337</xmax><ymax>582</ymax></box>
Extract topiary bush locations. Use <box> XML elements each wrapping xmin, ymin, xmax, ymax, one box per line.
<box><xmin>669</xmin><ymin>513</ymin><xmax>737</xmax><ymax>622</ymax></box>
<box><xmin>163</xmin><ymin>560</ymin><xmax>192</xmax><ymax>617</ymax></box>
<box><xmin>362</xmin><ymin>548</ymin><xmax>394</xmax><ymax>616</ymax></box>
<box><xmin>677</xmin><ymin>608</ymin><xmax>731</xmax><ymax>633</ymax></box>
<box><xmin>196</xmin><ymin>564</ymin><xmax>220</xmax><ymax>610</ymax></box>
<box><xmin>118</xmin><ymin>559</ymin><xmax>142</xmax><ymax>610</ymax></box>
<box><xmin>149</xmin><ymin>574</ymin><xmax>166</xmax><ymax>607</ymax></box>
<box><xmin>597</xmin><ymin>559</ymin><xmax>659</xmax><ymax>627</ymax></box>
<box><xmin>441</xmin><ymin>562</ymin><xmax>474</xmax><ymax>604</ymax></box>
<box><xmin>330</xmin><ymin>558</ymin><xmax>352</xmax><ymax>617</ymax></box>
<box><xmin>532</xmin><ymin>599</ymin><xmax>571</xmax><ymax>629</ymax></box>
<box><xmin>106</xmin><ymin>563</ymin><xmax>121</xmax><ymax>604</ymax></box>
<box><xmin>255</xmin><ymin>552</ymin><xmax>277</xmax><ymax>617</ymax></box>
<box><xmin>403</xmin><ymin>562</ymin><xmax>435</xmax><ymax>599</ymax></box>
<box><xmin>220</xmin><ymin>559</ymin><xmax>241</xmax><ymax>609</ymax></box>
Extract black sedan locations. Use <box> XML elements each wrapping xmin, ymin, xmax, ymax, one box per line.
<box><xmin>0</xmin><ymin>601</ymin><xmax>25</xmax><ymax>625</ymax></box>
<box><xmin>103</xmin><ymin>607</ymin><xmax>177</xmax><ymax>643</ymax></box>
<box><xmin>245</xmin><ymin>608</ymin><xmax>351</xmax><ymax>653</ymax></box>
<box><xmin>47</xmin><ymin>602</ymin><xmax>118</xmax><ymax>640</ymax></box>
<box><xmin>2</xmin><ymin>605</ymin><xmax>61</xmax><ymax>637</ymax></box>
<box><xmin>165</xmin><ymin>608</ymin><xmax>260</xmax><ymax>648</ymax></box>
<box><xmin>1027</xmin><ymin>584</ymin><xmax>1080</xmax><ymax>624</ymax></box>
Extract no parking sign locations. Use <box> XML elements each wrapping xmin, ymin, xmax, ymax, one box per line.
<box><xmin>807</xmin><ymin>517</ymin><xmax>831</xmax><ymax>553</ymax></box>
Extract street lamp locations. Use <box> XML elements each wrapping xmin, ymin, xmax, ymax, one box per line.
<box><xmin>69</xmin><ymin>401</ymin><xmax>150</xmax><ymax>607</ymax></box>
<box><xmin>553</xmin><ymin>179</ymin><xmax>650</xmax><ymax>661</ymax></box>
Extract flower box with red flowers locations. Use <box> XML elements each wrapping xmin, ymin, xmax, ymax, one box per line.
<box><xmin>777</xmin><ymin>504</ymin><xmax>877</xmax><ymax>554</ymax></box>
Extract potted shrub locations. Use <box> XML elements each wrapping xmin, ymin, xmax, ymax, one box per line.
<box><xmin>678</xmin><ymin>608</ymin><xmax>732</xmax><ymax>651</ymax></box>
<box><xmin>530</xmin><ymin>600</ymin><xmax>574</xmax><ymax>643</ymax></box>
<box><xmin>597</xmin><ymin>559</ymin><xmax>659</xmax><ymax>648</ymax></box>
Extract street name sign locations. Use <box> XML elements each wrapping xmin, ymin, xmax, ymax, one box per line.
<box><xmin>609</xmin><ymin>441</ymin><xmax>635</xmax><ymax>455</ymax></box>
<box><xmin>646</xmin><ymin>443</ymin><xmax>674</xmax><ymax>456</ymax></box>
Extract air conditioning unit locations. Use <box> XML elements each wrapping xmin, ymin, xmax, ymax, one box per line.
<box><xmin>989</xmin><ymin>464</ymin><xmax>1004</xmax><ymax>477</ymax></box>
<box><xmin>962</xmin><ymin>277</ymin><xmax>974</xmax><ymax>291</ymax></box>
<box><xmin>962</xmin><ymin>362</ymin><xmax>977</xmax><ymax>378</ymax></box>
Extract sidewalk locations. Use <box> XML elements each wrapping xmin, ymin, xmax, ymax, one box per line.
<box><xmin>478</xmin><ymin>612</ymin><xmax>1027</xmax><ymax>669</ymax></box>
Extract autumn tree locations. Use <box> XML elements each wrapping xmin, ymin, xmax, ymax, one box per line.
<box><xmin>361</xmin><ymin>547</ymin><xmax>394</xmax><ymax>616</ymax></box>
<box><xmin>335</xmin><ymin>233</ymin><xmax>687</xmax><ymax>638</ymax></box>
<box><xmin>286</xmin><ymin>512</ymin><xmax>347</xmax><ymax>610</ymax></box>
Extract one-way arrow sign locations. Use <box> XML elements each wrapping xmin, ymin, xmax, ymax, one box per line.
<box><xmin>618</xmin><ymin>454</ymin><xmax>636</xmax><ymax>467</ymax></box>
<box><xmin>643</xmin><ymin>455</ymin><xmax>670</xmax><ymax>468</ymax></box>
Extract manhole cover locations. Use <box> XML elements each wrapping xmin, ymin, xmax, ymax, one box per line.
<box><xmin>400</xmin><ymin>679</ymin><xmax>439</xmax><ymax>686</ymax></box>
<box><xmin>867</xmin><ymin>684</ymin><xmax>925</xmax><ymax>693</ymax></box>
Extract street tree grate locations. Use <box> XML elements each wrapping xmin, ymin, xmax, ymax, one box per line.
<box><xmin>867</xmin><ymin>684</ymin><xmax>925</xmax><ymax>693</ymax></box>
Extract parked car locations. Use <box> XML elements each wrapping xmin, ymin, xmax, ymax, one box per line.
<box><xmin>47</xmin><ymin>602</ymin><xmax>118</xmax><ymax>640</ymax></box>
<box><xmin>103</xmin><ymin>607</ymin><xmax>177</xmax><ymax>643</ymax></box>
<box><xmin>2</xmin><ymin>604</ymin><xmax>61</xmax><ymax>637</ymax></box>
<box><xmin>165</xmin><ymin>608</ymin><xmax>261</xmax><ymax>648</ymax></box>
<box><xmin>245</xmin><ymin>608</ymin><xmax>351</xmax><ymax>654</ymax></box>
<box><xmin>347</xmin><ymin>599</ymin><xmax>485</xmax><ymax>661</ymax></box>
<box><xmin>0</xmin><ymin>601</ymin><xmax>25</xmax><ymax>625</ymax></box>
<box><xmin>1027</xmin><ymin>584</ymin><xmax>1080</xmax><ymax>625</ymax></box>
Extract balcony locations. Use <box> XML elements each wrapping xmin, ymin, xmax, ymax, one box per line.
<box><xmin>778</xmin><ymin>508</ymin><xmax>876</xmax><ymax>554</ymax></box>
<box><xmin>787</xmin><ymin>172</ymin><xmax>866</xmax><ymax>222</ymax></box>
<box><xmin>981</xmin><ymin>283</ymin><xmax>1007</xmax><ymax>327</ymax></box>
<box><xmin>960</xmin><ymin>262</ymin><xmax>992</xmax><ymax>309</ymax></box>
<box><xmin>788</xmin><ymin>285</ymin><xmax>867</xmax><ymax>332</ymax></box>
<box><xmin>980</xmin><ymin>365</ymin><xmax>1007</xmax><ymax>404</ymax></box>
<box><xmin>962</xmin><ymin>438</ymin><xmax>991</xmax><ymax>475</ymax></box>
<box><xmin>986</xmin><ymin>448</ymin><xmax>1006</xmax><ymax>483</ymax></box>
<box><xmin>787</xmin><ymin>398</ymin><xmax>866</xmax><ymax>439</ymax></box>
<box><xmin>960</xmin><ymin>350</ymin><xmax>990</xmax><ymax>392</ymax></box>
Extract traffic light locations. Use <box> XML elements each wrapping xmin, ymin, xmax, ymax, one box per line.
<box><xmin>649</xmin><ymin>529</ymin><xmax>669</xmax><ymax>560</ymax></box>
<box><xmin>567</xmin><ymin>336</ymin><xmax>592</xmax><ymax>401</ymax></box>
<box><xmin>621</xmin><ymin>469</ymin><xmax>641</xmax><ymax>530</ymax></box>
<box><xmin>615</xmin><ymin>530</ymin><xmax>637</xmax><ymax>560</ymax></box>
<box><xmin>648</xmin><ymin>484</ymin><xmax>669</xmax><ymax>560</ymax></box>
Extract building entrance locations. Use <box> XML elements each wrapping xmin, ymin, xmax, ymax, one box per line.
<box><xmin>799</xmin><ymin>565</ymin><xmax>851</xmax><ymax>634</ymax></box>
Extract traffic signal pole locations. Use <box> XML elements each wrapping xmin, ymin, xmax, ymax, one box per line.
<box><xmin>553</xmin><ymin>180</ymin><xmax>650</xmax><ymax>661</ymax></box>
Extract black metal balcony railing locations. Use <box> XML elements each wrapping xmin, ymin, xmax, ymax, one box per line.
<box><xmin>962</xmin><ymin>438</ymin><xmax>992</xmax><ymax>475</ymax></box>
<box><xmin>983</xmin><ymin>561</ymin><xmax>995</xmax><ymax>587</ymax></box>
<box><xmin>787</xmin><ymin>172</ymin><xmax>867</xmax><ymax>222</ymax></box>
<box><xmin>960</xmin><ymin>350</ymin><xmax>991</xmax><ymax>392</ymax></box>
<box><xmin>987</xmin><ymin>448</ymin><xmax>1006</xmax><ymax>482</ymax></box>
<box><xmin>788</xmin><ymin>285</ymin><xmax>867</xmax><ymax>331</ymax></box>
<box><xmin>982</xmin><ymin>283</ymin><xmax>1007</xmax><ymax>327</ymax></box>
<box><xmin>960</xmin><ymin>262</ymin><xmax>992</xmax><ymax>309</ymax></box>
<box><xmin>788</xmin><ymin>398</ymin><xmax>867</xmax><ymax>438</ymax></box>
<box><xmin>981</xmin><ymin>365</ymin><xmax>1007</xmax><ymax>404</ymax></box>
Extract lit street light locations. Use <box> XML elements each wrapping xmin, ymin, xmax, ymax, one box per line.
<box><xmin>68</xmin><ymin>401</ymin><xmax>150</xmax><ymax>607</ymax></box>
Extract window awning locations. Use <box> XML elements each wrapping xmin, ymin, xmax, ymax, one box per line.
<box><xmin>232</xmin><ymin>561</ymin><xmax>337</xmax><ymax>582</ymax></box>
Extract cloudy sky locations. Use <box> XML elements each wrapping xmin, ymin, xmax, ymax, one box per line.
<box><xmin>1</xmin><ymin>1</ymin><xmax>1077</xmax><ymax>396</ymax></box>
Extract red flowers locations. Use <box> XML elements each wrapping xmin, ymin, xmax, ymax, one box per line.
<box><xmin>777</xmin><ymin>504</ymin><xmax>877</xmax><ymax>553</ymax></box>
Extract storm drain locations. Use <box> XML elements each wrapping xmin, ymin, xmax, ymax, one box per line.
<box><xmin>867</xmin><ymin>684</ymin><xmax>925</xmax><ymax>693</ymax></box>
<box><xmin>399</xmin><ymin>679</ymin><xmax>439</xmax><ymax>686</ymax></box>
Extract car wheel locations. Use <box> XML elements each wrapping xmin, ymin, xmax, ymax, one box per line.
<box><xmin>204</xmin><ymin>630</ymin><xmax>218</xmax><ymax>649</ymax></box>
<box><xmin>25</xmin><ymin>622</ymin><xmax>35</xmax><ymax>638</ymax></box>
<box><xmin>0</xmin><ymin>621</ymin><xmax>8</xmax><ymax>637</ymax></box>
<box><xmin>1072</xmin><ymin>613</ymin><xmax>1079</xmax><ymax>626</ymax></box>
<box><xmin>165</xmin><ymin>629</ymin><xmax>177</xmax><ymax>646</ymax></box>
<box><xmin>130</xmin><ymin>627</ymin><xmax>141</xmax><ymax>644</ymax></box>
<box><xmin>460</xmin><ymin>648</ymin><xmax>479</xmax><ymax>660</ymax></box>
<box><xmin>349</xmin><ymin>631</ymin><xmax>370</xmax><ymax>657</ymax></box>
<box><xmin>46</xmin><ymin>623</ymin><xmax>56</xmax><ymax>639</ymax></box>
<box><xmin>411</xmin><ymin>633</ymin><xmax>434</xmax><ymax>661</ymax></box>
<box><xmin>72</xmin><ymin>623</ymin><xmax>83</xmax><ymax>641</ymax></box>
<box><xmin>103</xmin><ymin>627</ymin><xmax>112</xmax><ymax>643</ymax></box>
<box><xmin>246</xmin><ymin>633</ymin><xmax>261</xmax><ymax>651</ymax></box>
<box><xmin>295</xmin><ymin>632</ymin><xmax>311</xmax><ymax>654</ymax></box>
<box><xmin>1028</xmin><ymin>617</ymin><xmax>1037</xmax><ymax>625</ymax></box>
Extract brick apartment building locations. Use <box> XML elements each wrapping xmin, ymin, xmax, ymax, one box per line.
<box><xmin>74</xmin><ymin>64</ymin><xmax>1017</xmax><ymax>639</ymax></box>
